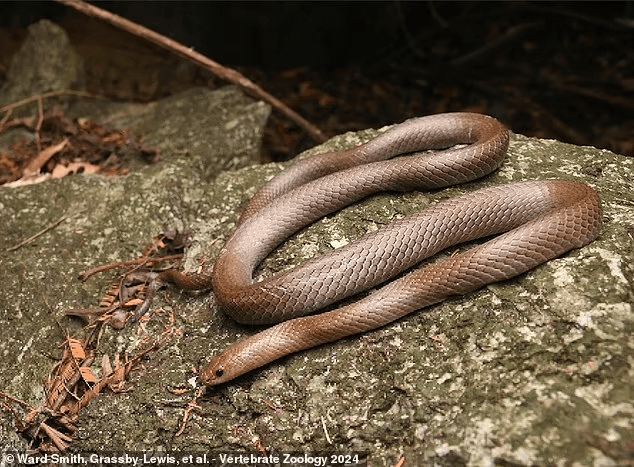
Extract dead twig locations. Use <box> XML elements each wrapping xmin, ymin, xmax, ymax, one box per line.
<box><xmin>0</xmin><ymin>107</ymin><xmax>12</xmax><ymax>126</ymax></box>
<box><xmin>0</xmin><ymin>90</ymin><xmax>104</xmax><ymax>115</ymax></box>
<box><xmin>2</xmin><ymin>241</ymin><xmax>174</xmax><ymax>454</ymax></box>
<box><xmin>54</xmin><ymin>0</ymin><xmax>327</xmax><ymax>144</ymax></box>
<box><xmin>0</xmin><ymin>391</ymin><xmax>34</xmax><ymax>410</ymax></box>
<box><xmin>35</xmin><ymin>96</ymin><xmax>44</xmax><ymax>153</ymax></box>
<box><xmin>6</xmin><ymin>214</ymin><xmax>68</xmax><ymax>252</ymax></box>
<box><xmin>0</xmin><ymin>401</ymin><xmax>28</xmax><ymax>432</ymax></box>
<box><xmin>78</xmin><ymin>253</ymin><xmax>183</xmax><ymax>281</ymax></box>
<box><xmin>320</xmin><ymin>415</ymin><xmax>333</xmax><ymax>444</ymax></box>
<box><xmin>175</xmin><ymin>387</ymin><xmax>203</xmax><ymax>437</ymax></box>
<box><xmin>38</xmin><ymin>422</ymin><xmax>73</xmax><ymax>452</ymax></box>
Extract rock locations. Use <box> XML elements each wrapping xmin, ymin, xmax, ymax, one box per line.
<box><xmin>0</xmin><ymin>97</ymin><xmax>632</xmax><ymax>465</ymax></box>
<box><xmin>0</xmin><ymin>19</ymin><xmax>85</xmax><ymax>108</ymax></box>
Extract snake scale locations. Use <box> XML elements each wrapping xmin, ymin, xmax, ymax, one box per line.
<box><xmin>147</xmin><ymin>113</ymin><xmax>602</xmax><ymax>386</ymax></box>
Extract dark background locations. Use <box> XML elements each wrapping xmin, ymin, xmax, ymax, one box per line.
<box><xmin>1</xmin><ymin>1</ymin><xmax>632</xmax><ymax>160</ymax></box>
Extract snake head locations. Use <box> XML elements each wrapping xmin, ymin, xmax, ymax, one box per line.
<box><xmin>199</xmin><ymin>326</ymin><xmax>290</xmax><ymax>386</ymax></box>
<box><xmin>199</xmin><ymin>336</ymin><xmax>265</xmax><ymax>386</ymax></box>
<box><xmin>199</xmin><ymin>355</ymin><xmax>232</xmax><ymax>386</ymax></box>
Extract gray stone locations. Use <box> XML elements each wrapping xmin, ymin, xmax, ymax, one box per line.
<box><xmin>0</xmin><ymin>20</ymin><xmax>85</xmax><ymax>109</ymax></box>
<box><xmin>0</xmin><ymin>89</ymin><xmax>632</xmax><ymax>465</ymax></box>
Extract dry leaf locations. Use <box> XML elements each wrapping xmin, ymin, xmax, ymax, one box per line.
<box><xmin>23</xmin><ymin>139</ymin><xmax>69</xmax><ymax>177</ymax></box>
<box><xmin>51</xmin><ymin>161</ymin><xmax>100</xmax><ymax>179</ymax></box>
<box><xmin>79</xmin><ymin>367</ymin><xmax>98</xmax><ymax>385</ymax></box>
<box><xmin>67</xmin><ymin>339</ymin><xmax>86</xmax><ymax>360</ymax></box>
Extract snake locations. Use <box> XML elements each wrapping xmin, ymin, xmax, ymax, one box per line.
<box><xmin>148</xmin><ymin>112</ymin><xmax>602</xmax><ymax>386</ymax></box>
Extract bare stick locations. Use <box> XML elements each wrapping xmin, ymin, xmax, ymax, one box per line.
<box><xmin>0</xmin><ymin>90</ymin><xmax>104</xmax><ymax>115</ymax></box>
<box><xmin>35</xmin><ymin>96</ymin><xmax>44</xmax><ymax>153</ymax></box>
<box><xmin>6</xmin><ymin>214</ymin><xmax>68</xmax><ymax>252</ymax></box>
<box><xmin>78</xmin><ymin>253</ymin><xmax>184</xmax><ymax>282</ymax></box>
<box><xmin>54</xmin><ymin>0</ymin><xmax>327</xmax><ymax>144</ymax></box>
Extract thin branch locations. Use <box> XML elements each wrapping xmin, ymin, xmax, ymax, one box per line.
<box><xmin>35</xmin><ymin>96</ymin><xmax>44</xmax><ymax>153</ymax></box>
<box><xmin>0</xmin><ymin>391</ymin><xmax>34</xmax><ymax>410</ymax></box>
<box><xmin>6</xmin><ymin>214</ymin><xmax>68</xmax><ymax>252</ymax></box>
<box><xmin>0</xmin><ymin>90</ymin><xmax>104</xmax><ymax>115</ymax></box>
<box><xmin>78</xmin><ymin>253</ymin><xmax>183</xmax><ymax>282</ymax></box>
<box><xmin>0</xmin><ymin>107</ymin><xmax>12</xmax><ymax>126</ymax></box>
<box><xmin>54</xmin><ymin>0</ymin><xmax>327</xmax><ymax>144</ymax></box>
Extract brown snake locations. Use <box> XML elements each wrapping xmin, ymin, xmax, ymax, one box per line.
<box><xmin>146</xmin><ymin>113</ymin><xmax>602</xmax><ymax>386</ymax></box>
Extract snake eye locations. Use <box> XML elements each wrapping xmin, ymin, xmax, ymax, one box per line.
<box><xmin>215</xmin><ymin>367</ymin><xmax>224</xmax><ymax>378</ymax></box>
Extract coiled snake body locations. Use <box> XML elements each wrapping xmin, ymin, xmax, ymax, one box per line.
<box><xmin>155</xmin><ymin>113</ymin><xmax>602</xmax><ymax>385</ymax></box>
